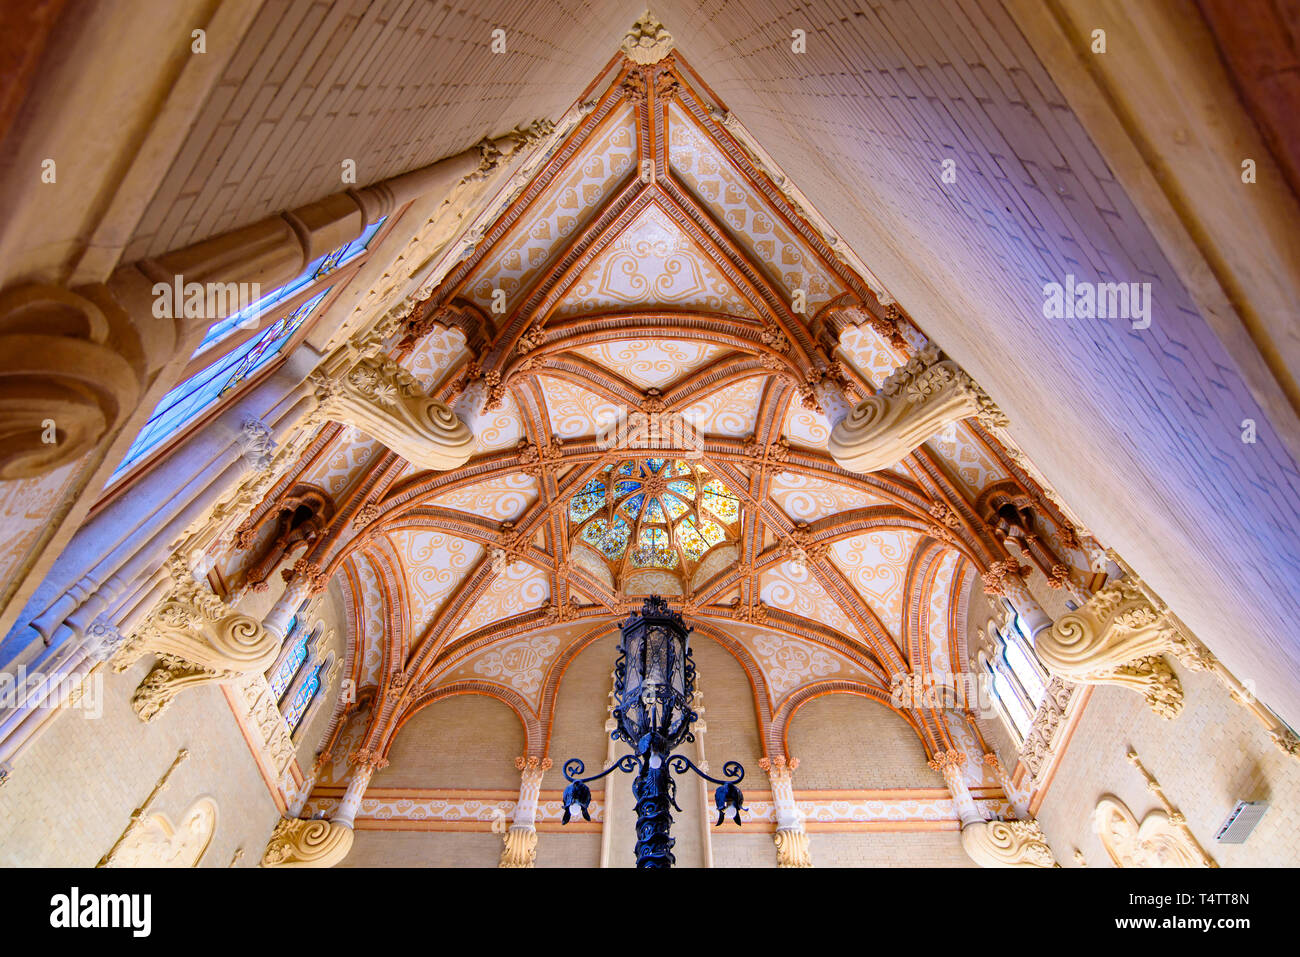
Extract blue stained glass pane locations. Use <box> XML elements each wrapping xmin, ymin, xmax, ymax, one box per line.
<box><xmin>285</xmin><ymin>668</ymin><xmax>321</xmax><ymax>733</ymax></box>
<box><xmin>645</xmin><ymin>458</ymin><xmax>666</xmax><ymax>473</ymax></box>
<box><xmin>108</xmin><ymin>218</ymin><xmax>386</xmax><ymax>488</ymax></box>
<box><xmin>568</xmin><ymin>480</ymin><xmax>606</xmax><ymax>522</ymax></box>
<box><xmin>643</xmin><ymin>497</ymin><xmax>666</xmax><ymax>524</ymax></box>
<box><xmin>621</xmin><ymin>493</ymin><xmax>644</xmax><ymax>518</ymax></box>
<box><xmin>613</xmin><ymin>480</ymin><xmax>641</xmax><ymax>500</ymax></box>
<box><xmin>661</xmin><ymin>494</ymin><xmax>689</xmax><ymax>520</ymax></box>
<box><xmin>193</xmin><ymin>217</ymin><xmax>385</xmax><ymax>356</ymax></box>
<box><xmin>270</xmin><ymin>637</ymin><xmax>308</xmax><ymax>702</ymax></box>
<box><xmin>667</xmin><ymin>480</ymin><xmax>696</xmax><ymax>501</ymax></box>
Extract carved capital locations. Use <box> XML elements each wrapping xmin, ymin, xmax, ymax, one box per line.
<box><xmin>260</xmin><ymin>817</ymin><xmax>355</xmax><ymax>868</ymax></box>
<box><xmin>499</xmin><ymin>825</ymin><xmax>538</xmax><ymax>868</ymax></box>
<box><xmin>828</xmin><ymin>345</ymin><xmax>1006</xmax><ymax>473</ymax></box>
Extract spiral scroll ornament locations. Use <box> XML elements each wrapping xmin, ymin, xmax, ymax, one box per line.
<box><xmin>261</xmin><ymin>817</ymin><xmax>355</xmax><ymax>868</ymax></box>
<box><xmin>960</xmin><ymin>819</ymin><xmax>1056</xmax><ymax>868</ymax></box>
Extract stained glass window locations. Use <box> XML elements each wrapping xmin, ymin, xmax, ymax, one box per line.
<box><xmin>269</xmin><ymin>633</ymin><xmax>308</xmax><ymax>702</ymax></box>
<box><xmin>667</xmin><ymin>480</ymin><xmax>696</xmax><ymax>501</ymax></box>
<box><xmin>632</xmin><ymin>527</ymin><xmax>677</xmax><ymax>568</ymax></box>
<box><xmin>284</xmin><ymin>667</ymin><xmax>321</xmax><ymax>734</ymax></box>
<box><xmin>643</xmin><ymin>497</ymin><xmax>666</xmax><ymax>524</ymax></box>
<box><xmin>106</xmin><ymin>219</ymin><xmax>386</xmax><ymax>488</ymax></box>
<box><xmin>581</xmin><ymin>517</ymin><xmax>630</xmax><ymax>559</ymax></box>
<box><xmin>676</xmin><ymin>520</ymin><xmax>709</xmax><ymax>562</ymax></box>
<box><xmin>621</xmin><ymin>493</ymin><xmax>645</xmax><ymax>519</ymax></box>
<box><xmin>661</xmin><ymin>493</ymin><xmax>689</xmax><ymax>520</ymax></box>
<box><xmin>569</xmin><ymin>480</ymin><xmax>606</xmax><ymax>522</ymax></box>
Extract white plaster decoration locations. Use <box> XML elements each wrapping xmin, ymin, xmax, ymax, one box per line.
<box><xmin>620</xmin><ymin>11</ymin><xmax>674</xmax><ymax>64</ymax></box>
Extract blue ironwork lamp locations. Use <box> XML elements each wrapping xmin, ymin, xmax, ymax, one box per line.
<box><xmin>560</xmin><ymin>595</ymin><xmax>746</xmax><ymax>867</ymax></box>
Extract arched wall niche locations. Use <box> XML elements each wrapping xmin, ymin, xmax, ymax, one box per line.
<box><xmin>372</xmin><ymin>693</ymin><xmax>525</xmax><ymax>790</ymax></box>
<box><xmin>786</xmin><ymin>693</ymin><xmax>944</xmax><ymax>790</ymax></box>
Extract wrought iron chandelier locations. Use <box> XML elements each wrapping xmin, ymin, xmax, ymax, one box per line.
<box><xmin>560</xmin><ymin>595</ymin><xmax>746</xmax><ymax>867</ymax></box>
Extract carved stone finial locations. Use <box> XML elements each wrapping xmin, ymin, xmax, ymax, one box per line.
<box><xmin>621</xmin><ymin>11</ymin><xmax>674</xmax><ymax>64</ymax></box>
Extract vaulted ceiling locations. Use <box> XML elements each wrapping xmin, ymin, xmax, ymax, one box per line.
<box><xmin>222</xmin><ymin>43</ymin><xmax>1093</xmax><ymax>775</ymax></box>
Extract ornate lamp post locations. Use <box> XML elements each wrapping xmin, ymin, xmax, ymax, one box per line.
<box><xmin>560</xmin><ymin>595</ymin><xmax>746</xmax><ymax>867</ymax></box>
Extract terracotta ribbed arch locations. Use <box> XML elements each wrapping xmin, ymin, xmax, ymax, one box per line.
<box><xmin>382</xmin><ymin>680</ymin><xmax>544</xmax><ymax>760</ymax></box>
<box><xmin>770</xmin><ymin>679</ymin><xmax>940</xmax><ymax>762</ymax></box>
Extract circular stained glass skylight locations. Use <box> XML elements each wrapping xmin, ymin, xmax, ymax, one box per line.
<box><xmin>568</xmin><ymin>458</ymin><xmax>741</xmax><ymax>574</ymax></box>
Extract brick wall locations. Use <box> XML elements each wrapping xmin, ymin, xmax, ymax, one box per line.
<box><xmin>0</xmin><ymin>658</ymin><xmax>281</xmax><ymax>867</ymax></box>
<box><xmin>370</xmin><ymin>693</ymin><xmax>524</xmax><ymax>790</ymax></box>
<box><xmin>1036</xmin><ymin>659</ymin><xmax>1300</xmax><ymax>867</ymax></box>
<box><xmin>788</xmin><ymin>693</ymin><xmax>945</xmax><ymax>789</ymax></box>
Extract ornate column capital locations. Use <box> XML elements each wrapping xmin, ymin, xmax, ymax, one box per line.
<box><xmin>348</xmin><ymin>747</ymin><xmax>390</xmax><ymax>772</ymax></box>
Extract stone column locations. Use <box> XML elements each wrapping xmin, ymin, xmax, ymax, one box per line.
<box><xmin>931</xmin><ymin>749</ymin><xmax>984</xmax><ymax>827</ymax></box>
<box><xmin>500</xmin><ymin>756</ymin><xmax>551</xmax><ymax>868</ymax></box>
<box><xmin>989</xmin><ymin>563</ymin><xmax>1054</xmax><ymax>639</ymax></box>
<box><xmin>263</xmin><ymin>561</ymin><xmax>325</xmax><ymax>640</ymax></box>
<box><xmin>760</xmin><ymin>755</ymin><xmax>811</xmax><ymax>867</ymax></box>
<box><xmin>984</xmin><ymin>751</ymin><xmax>1030</xmax><ymax>821</ymax></box>
<box><xmin>333</xmin><ymin>751</ymin><xmax>386</xmax><ymax>829</ymax></box>
<box><xmin>288</xmin><ymin>753</ymin><xmax>329</xmax><ymax>819</ymax></box>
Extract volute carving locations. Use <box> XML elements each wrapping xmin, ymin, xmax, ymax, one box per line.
<box><xmin>309</xmin><ymin>348</ymin><xmax>474</xmax><ymax>472</ymax></box>
<box><xmin>828</xmin><ymin>344</ymin><xmax>1006</xmax><ymax>473</ymax></box>
<box><xmin>0</xmin><ymin>282</ymin><xmax>143</xmax><ymax>479</ymax></box>
<box><xmin>260</xmin><ymin>817</ymin><xmax>355</xmax><ymax>868</ymax></box>
<box><xmin>1035</xmin><ymin>578</ymin><xmax>1210</xmax><ymax>718</ymax></box>
<box><xmin>960</xmin><ymin>819</ymin><xmax>1057</xmax><ymax>868</ymax></box>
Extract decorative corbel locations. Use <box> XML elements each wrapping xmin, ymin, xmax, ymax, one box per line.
<box><xmin>260</xmin><ymin>817</ymin><xmax>355</xmax><ymax>868</ymax></box>
<box><xmin>960</xmin><ymin>819</ymin><xmax>1057</xmax><ymax>868</ymax></box>
<box><xmin>828</xmin><ymin>344</ymin><xmax>1006</xmax><ymax>474</ymax></box>
<box><xmin>1034</xmin><ymin>578</ymin><xmax>1211</xmax><ymax>718</ymax></box>
<box><xmin>118</xmin><ymin>556</ymin><xmax>278</xmax><ymax>722</ymax></box>
<box><xmin>309</xmin><ymin>344</ymin><xmax>474</xmax><ymax>472</ymax></box>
